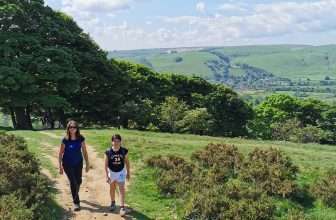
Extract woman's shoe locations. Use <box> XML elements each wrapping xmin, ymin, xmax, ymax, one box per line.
<box><xmin>73</xmin><ymin>203</ymin><xmax>80</xmax><ymax>211</ymax></box>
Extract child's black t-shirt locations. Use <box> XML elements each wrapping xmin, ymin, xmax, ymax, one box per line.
<box><xmin>105</xmin><ymin>147</ymin><xmax>128</xmax><ymax>172</ymax></box>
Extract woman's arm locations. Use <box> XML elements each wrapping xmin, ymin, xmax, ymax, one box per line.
<box><xmin>58</xmin><ymin>144</ymin><xmax>65</xmax><ymax>174</ymax></box>
<box><xmin>81</xmin><ymin>142</ymin><xmax>90</xmax><ymax>172</ymax></box>
<box><xmin>125</xmin><ymin>155</ymin><xmax>130</xmax><ymax>180</ymax></box>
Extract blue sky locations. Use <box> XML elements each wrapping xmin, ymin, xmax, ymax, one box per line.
<box><xmin>45</xmin><ymin>0</ymin><xmax>336</xmax><ymax>50</ymax></box>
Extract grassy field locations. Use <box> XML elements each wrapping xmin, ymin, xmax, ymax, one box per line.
<box><xmin>6</xmin><ymin>128</ymin><xmax>336</xmax><ymax>219</ymax></box>
<box><xmin>109</xmin><ymin>45</ymin><xmax>336</xmax><ymax>103</ymax></box>
<box><xmin>109</xmin><ymin>45</ymin><xmax>336</xmax><ymax>81</ymax></box>
<box><xmin>0</xmin><ymin>111</ymin><xmax>12</xmax><ymax>128</ymax></box>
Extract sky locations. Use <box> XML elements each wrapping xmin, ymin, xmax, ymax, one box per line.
<box><xmin>45</xmin><ymin>0</ymin><xmax>336</xmax><ymax>51</ymax></box>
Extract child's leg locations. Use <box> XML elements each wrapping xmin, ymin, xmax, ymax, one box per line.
<box><xmin>110</xmin><ymin>181</ymin><xmax>117</xmax><ymax>203</ymax></box>
<box><xmin>118</xmin><ymin>182</ymin><xmax>125</xmax><ymax>207</ymax></box>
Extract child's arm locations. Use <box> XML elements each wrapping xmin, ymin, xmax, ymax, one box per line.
<box><xmin>81</xmin><ymin>142</ymin><xmax>90</xmax><ymax>172</ymax></box>
<box><xmin>105</xmin><ymin>154</ymin><xmax>110</xmax><ymax>183</ymax></box>
<box><xmin>125</xmin><ymin>155</ymin><xmax>130</xmax><ymax>180</ymax></box>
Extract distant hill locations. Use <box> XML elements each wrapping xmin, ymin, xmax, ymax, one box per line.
<box><xmin>109</xmin><ymin>45</ymin><xmax>336</xmax><ymax>103</ymax></box>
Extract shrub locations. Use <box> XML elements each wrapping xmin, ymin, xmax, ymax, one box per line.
<box><xmin>184</xmin><ymin>179</ymin><xmax>275</xmax><ymax>220</ymax></box>
<box><xmin>157</xmin><ymin>163</ymin><xmax>194</xmax><ymax>195</ymax></box>
<box><xmin>285</xmin><ymin>208</ymin><xmax>306</xmax><ymax>220</ymax></box>
<box><xmin>311</xmin><ymin>169</ymin><xmax>336</xmax><ymax>207</ymax></box>
<box><xmin>148</xmin><ymin>144</ymin><xmax>300</xmax><ymax>219</ymax></box>
<box><xmin>146</xmin><ymin>155</ymin><xmax>194</xmax><ymax>195</ymax></box>
<box><xmin>240</xmin><ymin>148</ymin><xmax>298</xmax><ymax>197</ymax></box>
<box><xmin>271</xmin><ymin>118</ymin><xmax>301</xmax><ymax>141</ymax></box>
<box><xmin>175</xmin><ymin>57</ymin><xmax>183</xmax><ymax>62</ymax></box>
<box><xmin>0</xmin><ymin>134</ymin><xmax>50</xmax><ymax>219</ymax></box>
<box><xmin>0</xmin><ymin>194</ymin><xmax>34</xmax><ymax>220</ymax></box>
<box><xmin>146</xmin><ymin>155</ymin><xmax>188</xmax><ymax>170</ymax></box>
<box><xmin>289</xmin><ymin>125</ymin><xmax>324</xmax><ymax>143</ymax></box>
<box><xmin>191</xmin><ymin>143</ymin><xmax>243</xmax><ymax>180</ymax></box>
<box><xmin>272</xmin><ymin>118</ymin><xmax>324</xmax><ymax>143</ymax></box>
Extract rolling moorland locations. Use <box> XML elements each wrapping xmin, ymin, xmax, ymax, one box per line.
<box><xmin>109</xmin><ymin>45</ymin><xmax>336</xmax><ymax>103</ymax></box>
<box><xmin>3</xmin><ymin>127</ymin><xmax>336</xmax><ymax>219</ymax></box>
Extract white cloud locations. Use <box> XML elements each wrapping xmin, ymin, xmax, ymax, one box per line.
<box><xmin>50</xmin><ymin>0</ymin><xmax>336</xmax><ymax>50</ymax></box>
<box><xmin>218</xmin><ymin>3</ymin><xmax>248</xmax><ymax>13</ymax></box>
<box><xmin>196</xmin><ymin>2</ymin><xmax>206</xmax><ymax>13</ymax></box>
<box><xmin>158</xmin><ymin>0</ymin><xmax>336</xmax><ymax>47</ymax></box>
<box><xmin>62</xmin><ymin>0</ymin><xmax>131</xmax><ymax>13</ymax></box>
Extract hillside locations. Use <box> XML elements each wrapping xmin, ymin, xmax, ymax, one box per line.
<box><xmin>8</xmin><ymin>128</ymin><xmax>336</xmax><ymax>219</ymax></box>
<box><xmin>109</xmin><ymin>45</ymin><xmax>336</xmax><ymax>103</ymax></box>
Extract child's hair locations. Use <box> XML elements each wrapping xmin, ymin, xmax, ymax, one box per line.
<box><xmin>112</xmin><ymin>134</ymin><xmax>122</xmax><ymax>141</ymax></box>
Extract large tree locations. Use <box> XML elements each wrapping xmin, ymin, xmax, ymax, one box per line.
<box><xmin>205</xmin><ymin>85</ymin><xmax>253</xmax><ymax>137</ymax></box>
<box><xmin>0</xmin><ymin>0</ymin><xmax>127</xmax><ymax>129</ymax></box>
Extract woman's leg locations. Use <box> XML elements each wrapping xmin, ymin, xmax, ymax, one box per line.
<box><xmin>63</xmin><ymin>164</ymin><xmax>80</xmax><ymax>205</ymax></box>
<box><xmin>73</xmin><ymin>161</ymin><xmax>83</xmax><ymax>204</ymax></box>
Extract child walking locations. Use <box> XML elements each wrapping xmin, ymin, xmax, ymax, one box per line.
<box><xmin>105</xmin><ymin>134</ymin><xmax>130</xmax><ymax>216</ymax></box>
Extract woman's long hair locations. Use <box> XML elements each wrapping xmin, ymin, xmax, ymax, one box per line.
<box><xmin>65</xmin><ymin>120</ymin><xmax>81</xmax><ymax>140</ymax></box>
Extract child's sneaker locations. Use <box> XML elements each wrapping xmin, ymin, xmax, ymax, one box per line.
<box><xmin>109</xmin><ymin>201</ymin><xmax>116</xmax><ymax>211</ymax></box>
<box><xmin>120</xmin><ymin>207</ymin><xmax>126</xmax><ymax>216</ymax></box>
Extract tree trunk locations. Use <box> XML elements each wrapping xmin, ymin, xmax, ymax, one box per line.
<box><xmin>57</xmin><ymin>108</ymin><xmax>66</xmax><ymax>128</ymax></box>
<box><xmin>14</xmin><ymin>107</ymin><xmax>32</xmax><ymax>130</ymax></box>
<box><xmin>9</xmin><ymin>107</ymin><xmax>17</xmax><ymax>129</ymax></box>
<box><xmin>48</xmin><ymin>108</ymin><xmax>55</xmax><ymax>129</ymax></box>
<box><xmin>26</xmin><ymin>106</ymin><xmax>33</xmax><ymax>130</ymax></box>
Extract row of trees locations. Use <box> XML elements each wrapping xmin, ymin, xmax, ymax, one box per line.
<box><xmin>116</xmin><ymin>62</ymin><xmax>252</xmax><ymax>137</ymax></box>
<box><xmin>249</xmin><ymin>94</ymin><xmax>336</xmax><ymax>144</ymax></box>
<box><xmin>1</xmin><ymin>1</ymin><xmax>336</xmax><ymax>143</ymax></box>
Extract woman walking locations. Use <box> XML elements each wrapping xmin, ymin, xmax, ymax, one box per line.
<box><xmin>105</xmin><ymin>134</ymin><xmax>130</xmax><ymax>216</ymax></box>
<box><xmin>59</xmin><ymin>120</ymin><xmax>90</xmax><ymax>211</ymax></box>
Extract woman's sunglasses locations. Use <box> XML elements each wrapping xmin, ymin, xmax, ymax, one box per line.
<box><xmin>69</xmin><ymin>126</ymin><xmax>77</xmax><ymax>129</ymax></box>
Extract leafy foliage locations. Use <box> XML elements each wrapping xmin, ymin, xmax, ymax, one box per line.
<box><xmin>311</xmin><ymin>169</ymin><xmax>336</xmax><ymax>208</ymax></box>
<box><xmin>206</xmin><ymin>85</ymin><xmax>253</xmax><ymax>137</ymax></box>
<box><xmin>240</xmin><ymin>148</ymin><xmax>298</xmax><ymax>197</ymax></box>
<box><xmin>147</xmin><ymin>144</ymin><xmax>300</xmax><ymax>219</ymax></box>
<box><xmin>158</xmin><ymin>97</ymin><xmax>188</xmax><ymax>132</ymax></box>
<box><xmin>0</xmin><ymin>133</ymin><xmax>50</xmax><ymax>219</ymax></box>
<box><xmin>146</xmin><ymin>155</ymin><xmax>194</xmax><ymax>195</ymax></box>
<box><xmin>178</xmin><ymin>108</ymin><xmax>213</xmax><ymax>135</ymax></box>
<box><xmin>184</xmin><ymin>180</ymin><xmax>275</xmax><ymax>220</ymax></box>
<box><xmin>191</xmin><ymin>143</ymin><xmax>243</xmax><ymax>180</ymax></box>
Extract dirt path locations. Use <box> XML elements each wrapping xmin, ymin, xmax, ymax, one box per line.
<box><xmin>39</xmin><ymin>131</ymin><xmax>131</xmax><ymax>220</ymax></box>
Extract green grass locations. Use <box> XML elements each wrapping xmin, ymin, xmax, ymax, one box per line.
<box><xmin>0</xmin><ymin>111</ymin><xmax>12</xmax><ymax>129</ymax></box>
<box><xmin>147</xmin><ymin>51</ymin><xmax>219</xmax><ymax>79</ymax></box>
<box><xmin>232</xmin><ymin>49</ymin><xmax>336</xmax><ymax>80</ymax></box>
<box><xmin>8</xmin><ymin>128</ymin><xmax>336</xmax><ymax>219</ymax></box>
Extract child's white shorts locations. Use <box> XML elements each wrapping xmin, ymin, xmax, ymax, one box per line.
<box><xmin>108</xmin><ymin>168</ymin><xmax>127</xmax><ymax>183</ymax></box>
